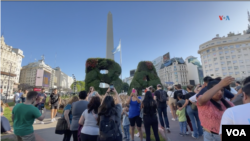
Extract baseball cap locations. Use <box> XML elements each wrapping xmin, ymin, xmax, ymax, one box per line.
<box><xmin>157</xmin><ymin>84</ymin><xmax>162</xmax><ymax>87</ymax></box>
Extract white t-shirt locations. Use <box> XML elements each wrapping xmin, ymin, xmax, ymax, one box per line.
<box><xmin>189</xmin><ymin>93</ymin><xmax>198</xmax><ymax>103</ymax></box>
<box><xmin>15</xmin><ymin>93</ymin><xmax>21</xmax><ymax>101</ymax></box>
<box><xmin>225</xmin><ymin>87</ymin><xmax>238</xmax><ymax>101</ymax></box>
<box><xmin>167</xmin><ymin>91</ymin><xmax>174</xmax><ymax>98</ymax></box>
<box><xmin>219</xmin><ymin>103</ymin><xmax>250</xmax><ymax>135</ymax></box>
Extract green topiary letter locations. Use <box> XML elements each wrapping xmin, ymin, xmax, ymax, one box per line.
<box><xmin>85</xmin><ymin>58</ymin><xmax>122</xmax><ymax>94</ymax></box>
<box><xmin>128</xmin><ymin>61</ymin><xmax>162</xmax><ymax>95</ymax></box>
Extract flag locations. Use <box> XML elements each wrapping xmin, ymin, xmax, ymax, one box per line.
<box><xmin>112</xmin><ymin>40</ymin><xmax>121</xmax><ymax>54</ymax></box>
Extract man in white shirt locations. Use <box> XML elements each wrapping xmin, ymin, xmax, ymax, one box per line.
<box><xmin>219</xmin><ymin>83</ymin><xmax>250</xmax><ymax>139</ymax></box>
<box><xmin>14</xmin><ymin>89</ymin><xmax>22</xmax><ymax>105</ymax></box>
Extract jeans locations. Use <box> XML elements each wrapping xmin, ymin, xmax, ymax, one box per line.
<box><xmin>186</xmin><ymin>105</ymin><xmax>203</xmax><ymax>138</ymax></box>
<box><xmin>63</xmin><ymin>130</ymin><xmax>72</xmax><ymax>141</ymax></box>
<box><xmin>203</xmin><ymin>131</ymin><xmax>221</xmax><ymax>141</ymax></box>
<box><xmin>37</xmin><ymin>103</ymin><xmax>45</xmax><ymax>114</ymax></box>
<box><xmin>15</xmin><ymin>100</ymin><xmax>20</xmax><ymax>105</ymax></box>
<box><xmin>21</xmin><ymin>97</ymin><xmax>26</xmax><ymax>103</ymax></box>
<box><xmin>123</xmin><ymin>124</ymin><xmax>130</xmax><ymax>140</ymax></box>
<box><xmin>143</xmin><ymin>115</ymin><xmax>160</xmax><ymax>141</ymax></box>
<box><xmin>157</xmin><ymin>107</ymin><xmax>169</xmax><ymax>128</ymax></box>
<box><xmin>179</xmin><ymin>121</ymin><xmax>187</xmax><ymax>134</ymax></box>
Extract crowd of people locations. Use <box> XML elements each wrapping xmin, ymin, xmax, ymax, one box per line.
<box><xmin>2</xmin><ymin>75</ymin><xmax>250</xmax><ymax>141</ymax></box>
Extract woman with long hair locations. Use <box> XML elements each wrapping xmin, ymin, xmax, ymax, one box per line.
<box><xmin>141</xmin><ymin>91</ymin><xmax>160</xmax><ymax>141</ymax></box>
<box><xmin>96</xmin><ymin>87</ymin><xmax>122</xmax><ymax>141</ymax></box>
<box><xmin>62</xmin><ymin>96</ymin><xmax>79</xmax><ymax>141</ymax></box>
<box><xmin>126</xmin><ymin>88</ymin><xmax>143</xmax><ymax>141</ymax></box>
<box><xmin>87</xmin><ymin>86</ymin><xmax>100</xmax><ymax>102</ymax></box>
<box><xmin>197</xmin><ymin>76</ymin><xmax>235</xmax><ymax>141</ymax></box>
<box><xmin>79</xmin><ymin>96</ymin><xmax>101</xmax><ymax>141</ymax></box>
<box><xmin>1</xmin><ymin>100</ymin><xmax>13</xmax><ymax>134</ymax></box>
<box><xmin>167</xmin><ymin>86</ymin><xmax>177</xmax><ymax>121</ymax></box>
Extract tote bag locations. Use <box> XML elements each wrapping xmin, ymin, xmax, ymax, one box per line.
<box><xmin>55</xmin><ymin>117</ymin><xmax>68</xmax><ymax>135</ymax></box>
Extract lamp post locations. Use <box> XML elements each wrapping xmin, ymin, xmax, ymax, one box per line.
<box><xmin>72</xmin><ymin>74</ymin><xmax>76</xmax><ymax>94</ymax></box>
<box><xmin>5</xmin><ymin>62</ymin><xmax>13</xmax><ymax>103</ymax></box>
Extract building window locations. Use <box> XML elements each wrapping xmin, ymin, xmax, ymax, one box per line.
<box><xmin>244</xmin><ymin>54</ymin><xmax>248</xmax><ymax>57</ymax></box>
<box><xmin>214</xmin><ymin>63</ymin><xmax>218</xmax><ymax>65</ymax></box>
<box><xmin>229</xmin><ymin>45</ymin><xmax>234</xmax><ymax>49</ymax></box>
<box><xmin>238</xmin><ymin>55</ymin><xmax>242</xmax><ymax>58</ymax></box>
<box><xmin>207</xmin><ymin>49</ymin><xmax>210</xmax><ymax>53</ymax></box>
<box><xmin>226</xmin><ymin>56</ymin><xmax>230</xmax><ymax>59</ymax></box>
<box><xmin>236</xmin><ymin>44</ymin><xmax>240</xmax><ymax>48</ymax></box>
<box><xmin>228</xmin><ymin>66</ymin><xmax>232</xmax><ymax>70</ymax></box>
<box><xmin>235</xmin><ymin>72</ymin><xmax>240</xmax><ymax>75</ymax></box>
<box><xmin>217</xmin><ymin>42</ymin><xmax>221</xmax><ymax>44</ymax></box>
<box><xmin>225</xmin><ymin>51</ymin><xmax>229</xmax><ymax>54</ymax></box>
<box><xmin>212</xmin><ymin>48</ymin><xmax>216</xmax><ymax>51</ymax></box>
<box><xmin>220</xmin><ymin>56</ymin><xmax>224</xmax><ymax>60</ymax></box>
<box><xmin>209</xmin><ymin>64</ymin><xmax>212</xmax><ymax>67</ymax></box>
<box><xmin>234</xmin><ymin>66</ymin><xmax>238</xmax><ymax>70</ymax></box>
<box><xmin>219</xmin><ymin>51</ymin><xmax>223</xmax><ymax>55</ymax></box>
<box><xmin>207</xmin><ymin>54</ymin><xmax>210</xmax><ymax>58</ymax></box>
<box><xmin>233</xmin><ymin>60</ymin><xmax>237</xmax><ymax>64</ymax></box>
<box><xmin>210</xmin><ymin>69</ymin><xmax>213</xmax><ymax>72</ymax></box>
<box><xmin>223</xmin><ymin>72</ymin><xmax>227</xmax><ymax>76</ymax></box>
<box><xmin>239</xmin><ymin>60</ymin><xmax>244</xmax><ymax>64</ymax></box>
<box><xmin>218</xmin><ymin>47</ymin><xmax>222</xmax><ymax>50</ymax></box>
<box><xmin>204</xmin><ymin>60</ymin><xmax>207</xmax><ymax>64</ymax></box>
<box><xmin>208</xmin><ymin>59</ymin><xmax>211</xmax><ymax>62</ymax></box>
<box><xmin>222</xmin><ymin>67</ymin><xmax>226</xmax><ymax>71</ymax></box>
<box><xmin>215</xmin><ymin>68</ymin><xmax>219</xmax><ymax>71</ymax></box>
<box><xmin>232</xmin><ymin>55</ymin><xmax>236</xmax><ymax>59</ymax></box>
<box><xmin>213</xmin><ymin>53</ymin><xmax>216</xmax><ymax>56</ymax></box>
<box><xmin>229</xmin><ymin>72</ymin><xmax>234</xmax><ymax>75</ymax></box>
<box><xmin>237</xmin><ymin>49</ymin><xmax>241</xmax><ymax>53</ymax></box>
<box><xmin>203</xmin><ymin>56</ymin><xmax>206</xmax><ymax>59</ymax></box>
<box><xmin>231</xmin><ymin>50</ymin><xmax>235</xmax><ymax>53</ymax></box>
<box><xmin>221</xmin><ymin>61</ymin><xmax>225</xmax><ymax>65</ymax></box>
<box><xmin>240</xmin><ymin>65</ymin><xmax>245</xmax><ymax>69</ymax></box>
<box><xmin>224</xmin><ymin>46</ymin><xmax>228</xmax><ymax>49</ymax></box>
<box><xmin>214</xmin><ymin>58</ymin><xmax>217</xmax><ymax>61</ymax></box>
<box><xmin>227</xmin><ymin>61</ymin><xmax>231</xmax><ymax>65</ymax></box>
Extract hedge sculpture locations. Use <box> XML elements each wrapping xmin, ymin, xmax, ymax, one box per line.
<box><xmin>85</xmin><ymin>58</ymin><xmax>122</xmax><ymax>94</ymax></box>
<box><xmin>128</xmin><ymin>61</ymin><xmax>162</xmax><ymax>95</ymax></box>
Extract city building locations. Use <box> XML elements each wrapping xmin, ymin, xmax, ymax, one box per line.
<box><xmin>19</xmin><ymin>57</ymin><xmax>55</xmax><ymax>92</ymax></box>
<box><xmin>54</xmin><ymin>67</ymin><xmax>74</xmax><ymax>90</ymax></box>
<box><xmin>159</xmin><ymin>57</ymin><xmax>188</xmax><ymax>87</ymax></box>
<box><xmin>1</xmin><ymin>35</ymin><xmax>24</xmax><ymax>95</ymax></box>
<box><xmin>123</xmin><ymin>69</ymin><xmax>136</xmax><ymax>85</ymax></box>
<box><xmin>185</xmin><ymin>56</ymin><xmax>204</xmax><ymax>85</ymax></box>
<box><xmin>198</xmin><ymin>11</ymin><xmax>250</xmax><ymax>81</ymax></box>
<box><xmin>152</xmin><ymin>56</ymin><xmax>163</xmax><ymax>76</ymax></box>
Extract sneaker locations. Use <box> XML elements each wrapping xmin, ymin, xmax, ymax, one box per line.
<box><xmin>134</xmin><ymin>133</ymin><xmax>139</xmax><ymax>137</ymax></box>
<box><xmin>51</xmin><ymin>119</ymin><xmax>54</xmax><ymax>122</ymax></box>
<box><xmin>166</xmin><ymin>128</ymin><xmax>171</xmax><ymax>133</ymax></box>
<box><xmin>192</xmin><ymin>134</ymin><xmax>198</xmax><ymax>139</ymax></box>
<box><xmin>186</xmin><ymin>132</ymin><xmax>189</xmax><ymax>135</ymax></box>
<box><xmin>41</xmin><ymin>121</ymin><xmax>44</xmax><ymax>124</ymax></box>
<box><xmin>171</xmin><ymin>118</ymin><xmax>176</xmax><ymax>121</ymax></box>
<box><xmin>34</xmin><ymin>121</ymin><xmax>36</xmax><ymax>124</ymax></box>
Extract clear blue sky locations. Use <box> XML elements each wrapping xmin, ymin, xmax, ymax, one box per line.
<box><xmin>2</xmin><ymin>1</ymin><xmax>250</xmax><ymax>81</ymax></box>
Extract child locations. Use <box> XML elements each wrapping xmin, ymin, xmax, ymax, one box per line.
<box><xmin>122</xmin><ymin>105</ymin><xmax>130</xmax><ymax>141</ymax></box>
<box><xmin>176</xmin><ymin>102</ymin><xmax>187</xmax><ymax>136</ymax></box>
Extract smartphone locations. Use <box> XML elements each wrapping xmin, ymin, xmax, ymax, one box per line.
<box><xmin>132</xmin><ymin>89</ymin><xmax>135</xmax><ymax>93</ymax></box>
<box><xmin>110</xmin><ymin>84</ymin><xmax>114</xmax><ymax>91</ymax></box>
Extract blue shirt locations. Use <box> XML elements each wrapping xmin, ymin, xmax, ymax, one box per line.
<box><xmin>122</xmin><ymin>112</ymin><xmax>130</xmax><ymax>126</ymax></box>
<box><xmin>128</xmin><ymin>97</ymin><xmax>141</xmax><ymax>118</ymax></box>
<box><xmin>196</xmin><ymin>86</ymin><xmax>234</xmax><ymax>99</ymax></box>
<box><xmin>62</xmin><ymin>104</ymin><xmax>72</xmax><ymax>124</ymax></box>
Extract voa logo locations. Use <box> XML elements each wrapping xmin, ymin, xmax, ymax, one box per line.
<box><xmin>226</xmin><ymin>129</ymin><xmax>246</xmax><ymax>136</ymax></box>
<box><xmin>219</xmin><ymin>15</ymin><xmax>230</xmax><ymax>20</ymax></box>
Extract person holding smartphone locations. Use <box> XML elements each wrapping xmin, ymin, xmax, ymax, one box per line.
<box><xmin>34</xmin><ymin>88</ymin><xmax>47</xmax><ymax>124</ymax></box>
<box><xmin>87</xmin><ymin>86</ymin><xmax>100</xmax><ymax>102</ymax></box>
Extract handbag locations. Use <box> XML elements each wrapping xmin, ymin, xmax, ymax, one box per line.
<box><xmin>55</xmin><ymin>116</ymin><xmax>68</xmax><ymax>135</ymax></box>
<box><xmin>191</xmin><ymin>103</ymin><xmax>197</xmax><ymax>111</ymax></box>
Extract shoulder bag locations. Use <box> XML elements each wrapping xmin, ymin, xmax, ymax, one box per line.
<box><xmin>55</xmin><ymin>116</ymin><xmax>68</xmax><ymax>135</ymax></box>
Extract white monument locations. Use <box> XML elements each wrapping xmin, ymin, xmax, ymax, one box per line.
<box><xmin>106</xmin><ymin>11</ymin><xmax>114</xmax><ymax>60</ymax></box>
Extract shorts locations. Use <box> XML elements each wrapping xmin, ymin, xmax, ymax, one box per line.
<box><xmin>168</xmin><ymin>97</ymin><xmax>177</xmax><ymax>106</ymax></box>
<box><xmin>51</xmin><ymin>105</ymin><xmax>58</xmax><ymax>109</ymax></box>
<box><xmin>129</xmin><ymin>115</ymin><xmax>142</xmax><ymax>127</ymax></box>
<box><xmin>16</xmin><ymin>133</ymin><xmax>36</xmax><ymax>141</ymax></box>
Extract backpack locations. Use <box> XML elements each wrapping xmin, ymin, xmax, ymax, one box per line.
<box><xmin>99</xmin><ymin>114</ymin><xmax>120</xmax><ymax>141</ymax></box>
<box><xmin>159</xmin><ymin>90</ymin><xmax>167</xmax><ymax>102</ymax></box>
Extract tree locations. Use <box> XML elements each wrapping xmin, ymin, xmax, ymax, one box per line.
<box><xmin>122</xmin><ymin>82</ymin><xmax>129</xmax><ymax>92</ymax></box>
<box><xmin>129</xmin><ymin>61</ymin><xmax>162</xmax><ymax>96</ymax></box>
<box><xmin>85</xmin><ymin>58</ymin><xmax>122</xmax><ymax>95</ymax></box>
<box><xmin>70</xmin><ymin>81</ymin><xmax>85</xmax><ymax>92</ymax></box>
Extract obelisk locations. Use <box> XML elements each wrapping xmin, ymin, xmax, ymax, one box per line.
<box><xmin>106</xmin><ymin>11</ymin><xmax>114</xmax><ymax>60</ymax></box>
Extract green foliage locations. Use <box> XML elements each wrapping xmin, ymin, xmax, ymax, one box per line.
<box><xmin>3</xmin><ymin>107</ymin><xmax>13</xmax><ymax>126</ymax></box>
<box><xmin>85</xmin><ymin>58</ymin><xmax>122</xmax><ymax>95</ymax></box>
<box><xmin>122</xmin><ymin>82</ymin><xmax>129</xmax><ymax>92</ymax></box>
<box><xmin>70</xmin><ymin>81</ymin><xmax>85</xmax><ymax>92</ymax></box>
<box><xmin>129</xmin><ymin>61</ymin><xmax>162</xmax><ymax>95</ymax></box>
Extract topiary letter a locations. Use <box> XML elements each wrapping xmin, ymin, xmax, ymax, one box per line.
<box><xmin>128</xmin><ymin>61</ymin><xmax>162</xmax><ymax>96</ymax></box>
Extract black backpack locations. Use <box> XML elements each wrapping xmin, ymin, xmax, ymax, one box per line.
<box><xmin>159</xmin><ymin>90</ymin><xmax>167</xmax><ymax>102</ymax></box>
<box><xmin>99</xmin><ymin>114</ymin><xmax>120</xmax><ymax>141</ymax></box>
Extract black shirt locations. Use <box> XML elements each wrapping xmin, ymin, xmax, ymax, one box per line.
<box><xmin>185</xmin><ymin>92</ymin><xmax>196</xmax><ymax>105</ymax></box>
<box><xmin>173</xmin><ymin>90</ymin><xmax>183</xmax><ymax>102</ymax></box>
<box><xmin>154</xmin><ymin>89</ymin><xmax>168</xmax><ymax>108</ymax></box>
<box><xmin>50</xmin><ymin>93</ymin><xmax>60</xmax><ymax>105</ymax></box>
<box><xmin>143</xmin><ymin>101</ymin><xmax>157</xmax><ymax>115</ymax></box>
